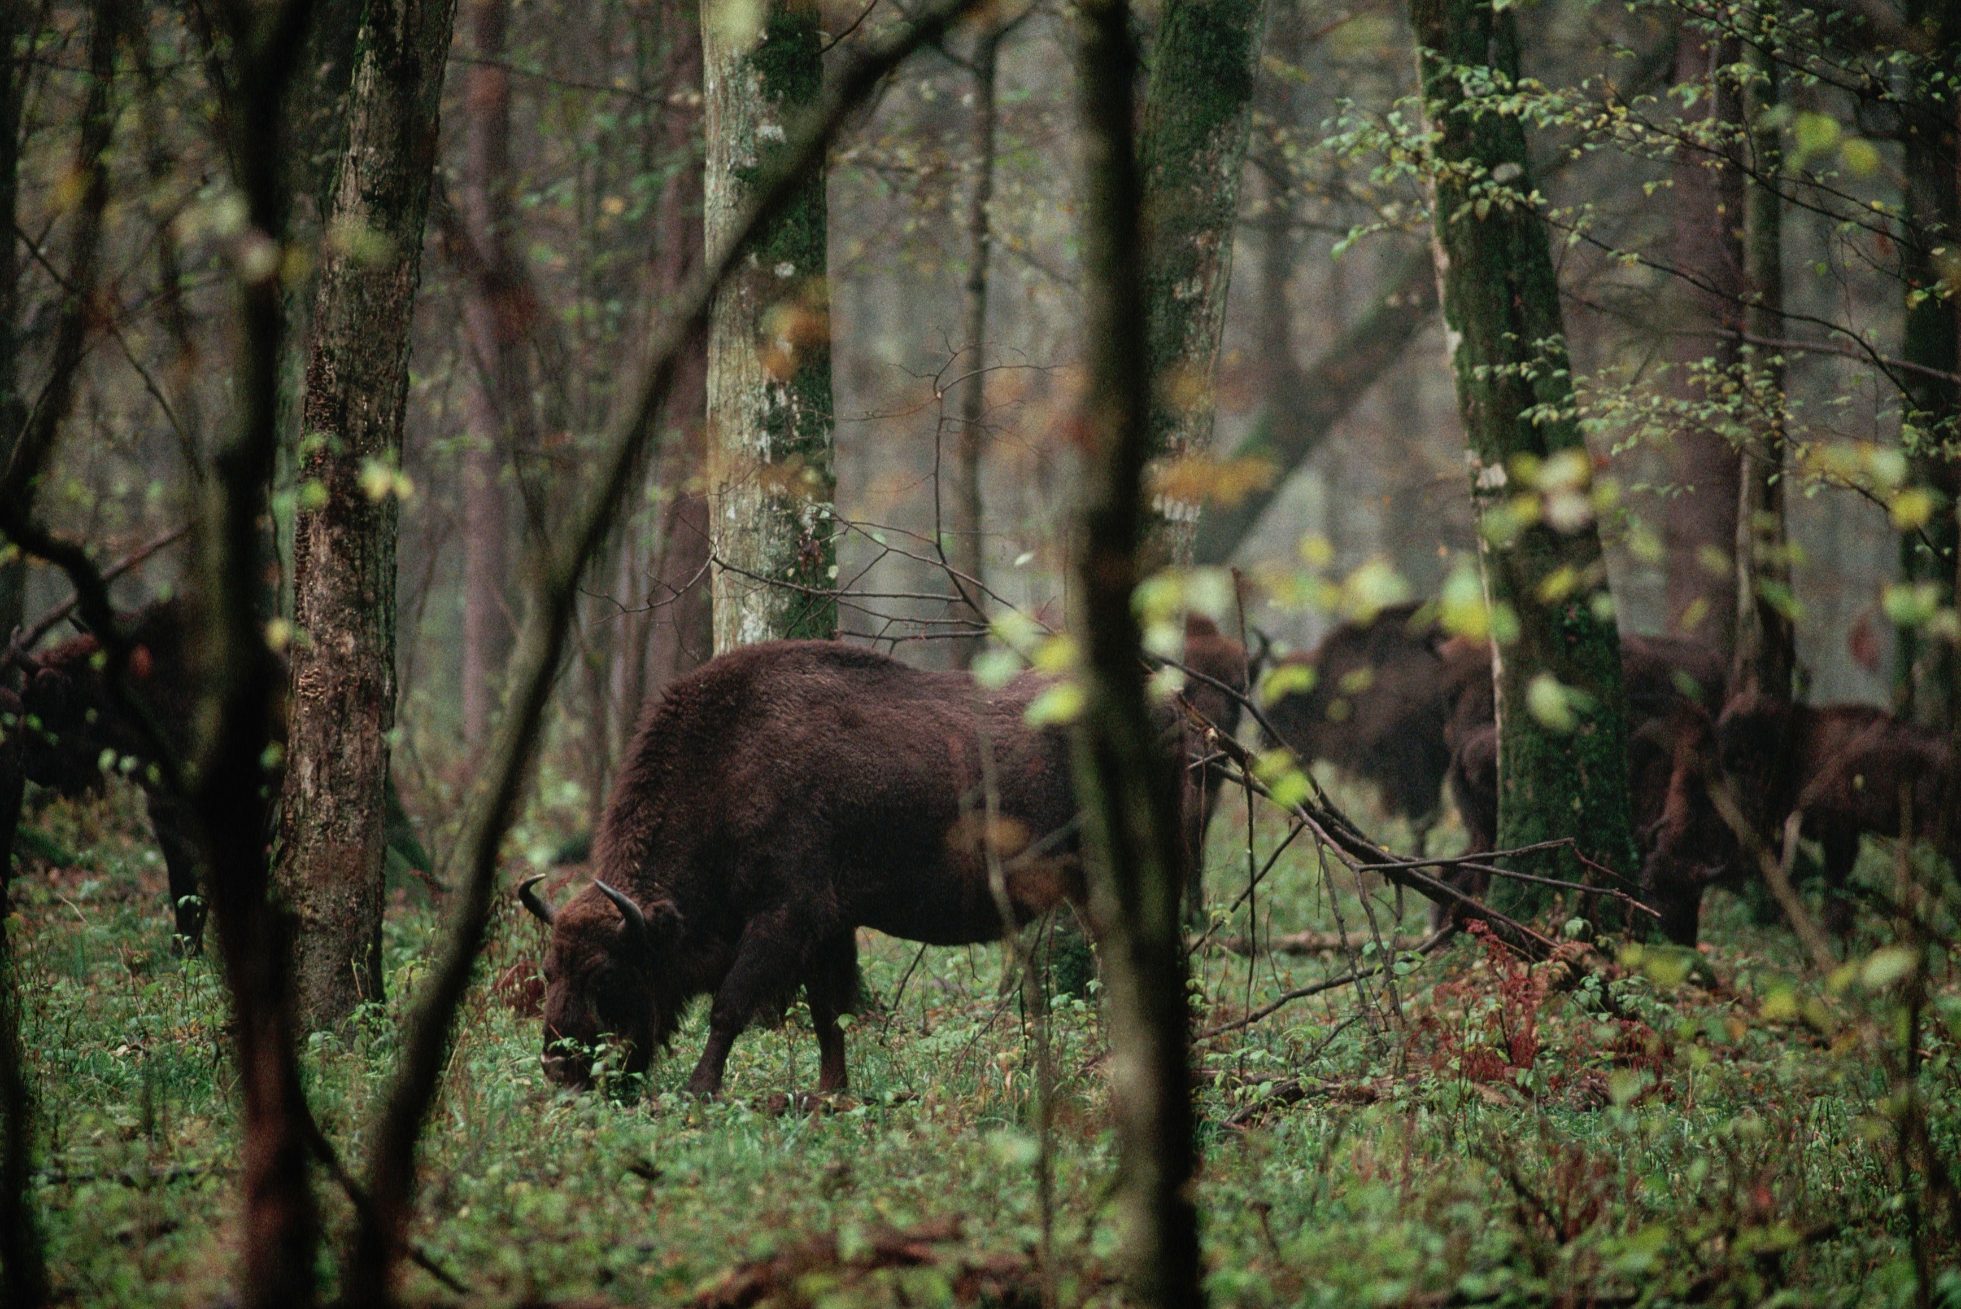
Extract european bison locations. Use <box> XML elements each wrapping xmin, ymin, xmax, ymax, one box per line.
<box><xmin>13</xmin><ymin>601</ymin><xmax>207</xmax><ymax>944</ymax></box>
<box><xmin>1259</xmin><ymin>604</ymin><xmax>1456</xmax><ymax>836</ymax></box>
<box><xmin>9</xmin><ymin>597</ymin><xmax>426</xmax><ymax>948</ymax></box>
<box><xmin>518</xmin><ymin>636</ymin><xmax>1204</xmax><ymax>1095</ymax></box>
<box><xmin>1699</xmin><ymin>695</ymin><xmax>1952</xmax><ymax>940</ymax></box>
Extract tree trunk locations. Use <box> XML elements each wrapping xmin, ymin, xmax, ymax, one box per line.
<box><xmin>0</xmin><ymin>9</ymin><xmax>40</xmax><ymax>1300</ymax></box>
<box><xmin>456</xmin><ymin>0</ymin><xmax>531</xmax><ymax>750</ymax></box>
<box><xmin>278</xmin><ymin>0</ymin><xmax>458</xmax><ymax>1028</ymax></box>
<box><xmin>1410</xmin><ymin>0</ymin><xmax>1639</xmax><ymax>912</ymax></box>
<box><xmin>1896</xmin><ymin>0</ymin><xmax>1960</xmax><ymax>725</ymax></box>
<box><xmin>1661</xmin><ymin>29</ymin><xmax>1744</xmax><ymax>648</ymax></box>
<box><xmin>1138</xmin><ymin>0</ymin><xmax>1267</xmax><ymax>568</ymax></box>
<box><xmin>947</xmin><ymin>25</ymin><xmax>1001</xmax><ymax>661</ymax></box>
<box><xmin>703</xmin><ymin>0</ymin><xmax>837</xmax><ymax>650</ymax></box>
<box><xmin>1191</xmin><ymin>244</ymin><xmax>1436</xmax><ymax>565</ymax></box>
<box><xmin>1071</xmin><ymin>2</ymin><xmax>1204</xmax><ymax>1304</ymax></box>
<box><xmin>1730</xmin><ymin>9</ymin><xmax>1796</xmax><ymax>704</ymax></box>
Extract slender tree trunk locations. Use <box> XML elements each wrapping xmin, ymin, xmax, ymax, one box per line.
<box><xmin>1072</xmin><ymin>2</ymin><xmax>1203</xmax><ymax>1303</ymax></box>
<box><xmin>703</xmin><ymin>0</ymin><xmax>837</xmax><ymax>650</ymax></box>
<box><xmin>639</xmin><ymin>0</ymin><xmax>711</xmax><ymax>704</ymax></box>
<box><xmin>1410</xmin><ymin>0</ymin><xmax>1638</xmax><ymax>911</ymax></box>
<box><xmin>0</xmin><ymin>0</ymin><xmax>25</xmax><ymax>642</ymax></box>
<box><xmin>1897</xmin><ymin>0</ymin><xmax>1960</xmax><ymax>724</ymax></box>
<box><xmin>948</xmin><ymin>25</ymin><xmax>1001</xmax><ymax>660</ymax></box>
<box><xmin>1662</xmin><ymin>29</ymin><xmax>1744</xmax><ymax>647</ymax></box>
<box><xmin>1191</xmin><ymin>244</ymin><xmax>1436</xmax><ymax>564</ymax></box>
<box><xmin>0</xmin><ymin>15</ymin><xmax>37</xmax><ymax>1305</ymax></box>
<box><xmin>456</xmin><ymin>0</ymin><xmax>529</xmax><ymax>750</ymax></box>
<box><xmin>198</xmin><ymin>14</ymin><xmax>322</xmax><ymax>1305</ymax></box>
<box><xmin>1730</xmin><ymin>8</ymin><xmax>1796</xmax><ymax>704</ymax></box>
<box><xmin>1138</xmin><ymin>0</ymin><xmax>1267</xmax><ymax>567</ymax></box>
<box><xmin>278</xmin><ymin>0</ymin><xmax>458</xmax><ymax>1029</ymax></box>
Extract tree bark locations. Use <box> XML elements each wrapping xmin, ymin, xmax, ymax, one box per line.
<box><xmin>1730</xmin><ymin>7</ymin><xmax>1796</xmax><ymax>705</ymax></box>
<box><xmin>1191</xmin><ymin>244</ymin><xmax>1436</xmax><ymax>564</ymax></box>
<box><xmin>1138</xmin><ymin>0</ymin><xmax>1267</xmax><ymax>568</ymax></box>
<box><xmin>1896</xmin><ymin>0</ymin><xmax>1960</xmax><ymax>725</ymax></box>
<box><xmin>1072</xmin><ymin>2</ymin><xmax>1204</xmax><ymax>1303</ymax></box>
<box><xmin>1661</xmin><ymin>29</ymin><xmax>1744</xmax><ymax>648</ymax></box>
<box><xmin>457</xmin><ymin>0</ymin><xmax>532</xmax><ymax>749</ymax></box>
<box><xmin>1410</xmin><ymin>0</ymin><xmax>1639</xmax><ymax>911</ymax></box>
<box><xmin>947</xmin><ymin>25</ymin><xmax>1001</xmax><ymax>661</ymax></box>
<box><xmin>0</xmin><ymin>8</ymin><xmax>41</xmax><ymax>1302</ymax></box>
<box><xmin>703</xmin><ymin>0</ymin><xmax>837</xmax><ymax>650</ymax></box>
<box><xmin>278</xmin><ymin>0</ymin><xmax>458</xmax><ymax>1028</ymax></box>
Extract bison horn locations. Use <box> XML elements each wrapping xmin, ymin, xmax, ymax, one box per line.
<box><xmin>593</xmin><ymin>879</ymin><xmax>650</xmax><ymax>946</ymax></box>
<box><xmin>517</xmin><ymin>874</ymin><xmax>557</xmax><ymax>925</ymax></box>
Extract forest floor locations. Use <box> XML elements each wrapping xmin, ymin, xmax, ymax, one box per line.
<box><xmin>11</xmin><ymin>775</ymin><xmax>1958</xmax><ymax>1307</ymax></box>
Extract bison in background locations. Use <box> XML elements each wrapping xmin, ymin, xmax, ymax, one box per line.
<box><xmin>1259</xmin><ymin>604</ymin><xmax>1461</xmax><ymax>841</ymax></box>
<box><xmin>1706</xmin><ymin>694</ymin><xmax>1951</xmax><ymax>941</ymax></box>
<box><xmin>13</xmin><ymin>601</ymin><xmax>208</xmax><ymax>945</ymax></box>
<box><xmin>519</xmin><ymin>634</ymin><xmax>1213</xmax><ymax>1096</ymax></box>
<box><xmin>9</xmin><ymin>596</ymin><xmax>428</xmax><ymax>949</ymax></box>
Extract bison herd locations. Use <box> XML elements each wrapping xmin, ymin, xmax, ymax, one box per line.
<box><xmin>2</xmin><ymin>595</ymin><xmax>1953</xmax><ymax>1094</ymax></box>
<box><xmin>1262</xmin><ymin>603</ymin><xmax>1954</xmax><ymax>948</ymax></box>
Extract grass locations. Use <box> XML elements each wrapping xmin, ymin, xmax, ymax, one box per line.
<box><xmin>8</xmin><ymin>773</ymin><xmax>1959</xmax><ymax>1307</ymax></box>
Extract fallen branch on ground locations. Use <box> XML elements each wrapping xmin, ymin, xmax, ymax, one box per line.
<box><xmin>1206</xmin><ymin>929</ymin><xmax>1433</xmax><ymax>957</ymax></box>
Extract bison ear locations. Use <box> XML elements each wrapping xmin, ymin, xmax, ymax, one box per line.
<box><xmin>593</xmin><ymin>880</ymin><xmax>679</xmax><ymax>953</ymax></box>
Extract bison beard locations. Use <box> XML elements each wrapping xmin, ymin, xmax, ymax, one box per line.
<box><xmin>519</xmin><ymin>638</ymin><xmax>1205</xmax><ymax>1096</ymax></box>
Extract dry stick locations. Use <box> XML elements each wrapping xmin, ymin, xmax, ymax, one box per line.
<box><xmin>1198</xmin><ymin>932</ymin><xmax>1448</xmax><ymax>1042</ymax></box>
<box><xmin>346</xmin><ymin>1</ymin><xmax>991</xmax><ymax>1297</ymax></box>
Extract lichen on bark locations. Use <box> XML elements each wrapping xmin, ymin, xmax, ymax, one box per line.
<box><xmin>703</xmin><ymin>0</ymin><xmax>837</xmax><ymax>647</ymax></box>
<box><xmin>1137</xmin><ymin>0</ymin><xmax>1267</xmax><ymax>567</ymax></box>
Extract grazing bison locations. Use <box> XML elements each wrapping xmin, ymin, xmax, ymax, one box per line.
<box><xmin>9</xmin><ymin>597</ymin><xmax>427</xmax><ymax>948</ymax></box>
<box><xmin>1437</xmin><ymin>633</ymin><xmax>1729</xmax><ymax>933</ymax></box>
<box><xmin>518</xmin><ymin>637</ymin><xmax>1200</xmax><ymax>1095</ymax></box>
<box><xmin>13</xmin><ymin>601</ymin><xmax>208</xmax><ymax>944</ymax></box>
<box><xmin>1260</xmin><ymin>605</ymin><xmax>1458</xmax><ymax>837</ymax></box>
<box><xmin>1709</xmin><ymin>694</ymin><xmax>1953</xmax><ymax>939</ymax></box>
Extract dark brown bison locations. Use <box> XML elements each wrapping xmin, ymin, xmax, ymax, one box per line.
<box><xmin>517</xmin><ymin>637</ymin><xmax>1200</xmax><ymax>1096</ymax></box>
<box><xmin>1260</xmin><ymin>605</ymin><xmax>1459</xmax><ymax>837</ymax></box>
<box><xmin>13</xmin><ymin>601</ymin><xmax>207</xmax><ymax>944</ymax></box>
<box><xmin>9</xmin><ymin>597</ymin><xmax>426</xmax><ymax>948</ymax></box>
<box><xmin>1704</xmin><ymin>695</ymin><xmax>1951</xmax><ymax>940</ymax></box>
<box><xmin>1436</xmin><ymin>632</ymin><xmax>1728</xmax><ymax>934</ymax></box>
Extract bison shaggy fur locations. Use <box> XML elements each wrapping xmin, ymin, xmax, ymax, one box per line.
<box><xmin>524</xmin><ymin>637</ymin><xmax>1204</xmax><ymax>1096</ymax></box>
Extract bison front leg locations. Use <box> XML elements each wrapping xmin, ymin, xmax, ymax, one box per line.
<box><xmin>687</xmin><ymin>908</ymin><xmax>818</xmax><ymax>1097</ymax></box>
<box><xmin>144</xmin><ymin>789</ymin><xmax>206</xmax><ymax>952</ymax></box>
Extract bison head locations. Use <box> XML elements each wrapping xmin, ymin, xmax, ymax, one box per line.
<box><xmin>519</xmin><ymin>875</ymin><xmax>680</xmax><ymax>1090</ymax></box>
<box><xmin>17</xmin><ymin>665</ymin><xmax>107</xmax><ymax>797</ymax></box>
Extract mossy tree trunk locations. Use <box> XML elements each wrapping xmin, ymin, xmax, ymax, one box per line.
<box><xmin>1730</xmin><ymin>9</ymin><xmax>1796</xmax><ymax>705</ymax></box>
<box><xmin>1410</xmin><ymin>0</ymin><xmax>1638</xmax><ymax>915</ymax></box>
<box><xmin>277</xmin><ymin>0</ymin><xmax>457</xmax><ymax>1029</ymax></box>
<box><xmin>703</xmin><ymin>0</ymin><xmax>837</xmax><ymax>650</ymax></box>
<box><xmin>1071</xmin><ymin>1</ymin><xmax>1204</xmax><ymax>1303</ymax></box>
<box><xmin>1662</xmin><ymin>29</ymin><xmax>1744</xmax><ymax>649</ymax></box>
<box><xmin>1138</xmin><ymin>0</ymin><xmax>1267</xmax><ymax>567</ymax></box>
<box><xmin>1896</xmin><ymin>0</ymin><xmax>1960</xmax><ymax>725</ymax></box>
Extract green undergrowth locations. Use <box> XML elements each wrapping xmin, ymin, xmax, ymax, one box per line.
<box><xmin>7</xmin><ymin>777</ymin><xmax>1958</xmax><ymax>1307</ymax></box>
